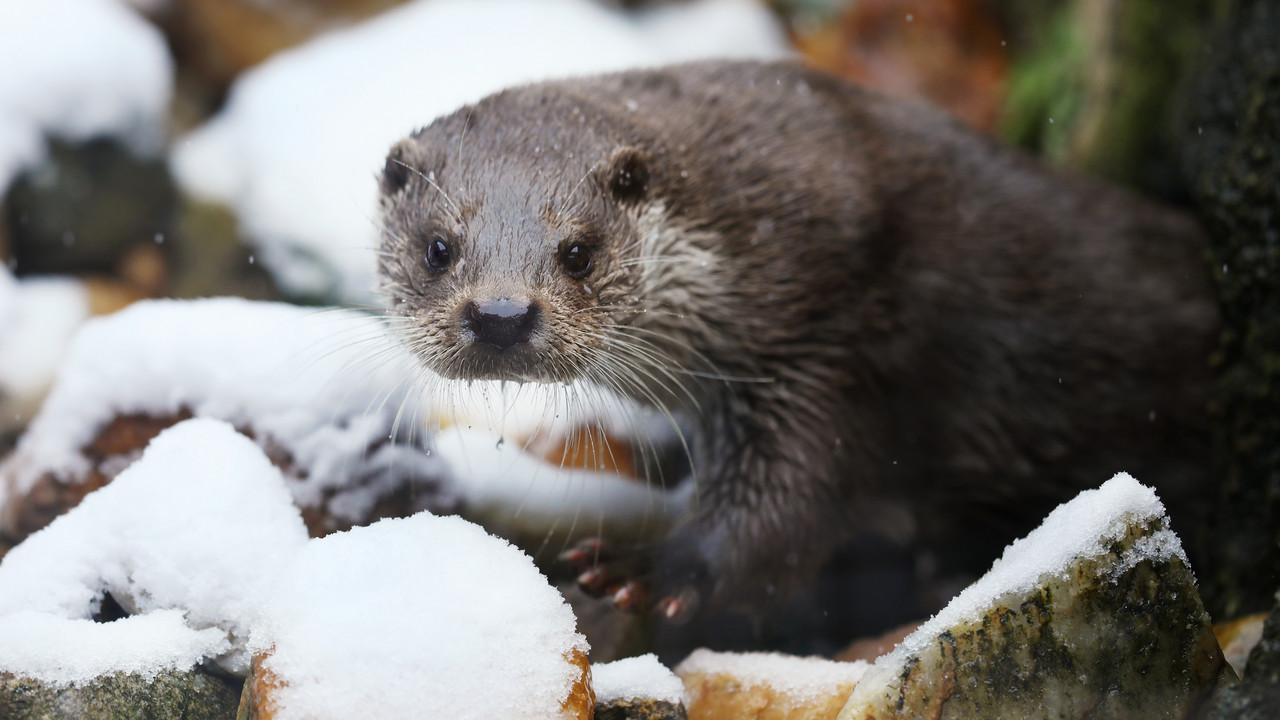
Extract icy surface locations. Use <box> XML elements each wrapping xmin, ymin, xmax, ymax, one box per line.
<box><xmin>253</xmin><ymin>513</ymin><xmax>589</xmax><ymax>720</ymax></box>
<box><xmin>593</xmin><ymin>654</ymin><xmax>684</xmax><ymax>704</ymax></box>
<box><xmin>0</xmin><ymin>269</ymin><xmax>90</xmax><ymax>432</ymax></box>
<box><xmin>675</xmin><ymin>649</ymin><xmax>869</xmax><ymax>702</ymax></box>
<box><xmin>4</xmin><ymin>298</ymin><xmax>440</xmax><ymax>523</ymax></box>
<box><xmin>0</xmin><ymin>0</ymin><xmax>171</xmax><ymax>192</ymax></box>
<box><xmin>893</xmin><ymin>472</ymin><xmax>1182</xmax><ymax>658</ymax></box>
<box><xmin>0</xmin><ymin>419</ymin><xmax>309</xmax><ymax>683</ymax></box>
<box><xmin>171</xmin><ymin>0</ymin><xmax>790</xmax><ymax>302</ymax></box>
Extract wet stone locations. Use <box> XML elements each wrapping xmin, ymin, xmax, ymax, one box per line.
<box><xmin>596</xmin><ymin>697</ymin><xmax>687</xmax><ymax>720</ymax></box>
<box><xmin>0</xmin><ymin>668</ymin><xmax>242</xmax><ymax>720</ymax></box>
<box><xmin>839</xmin><ymin>509</ymin><xmax>1227</xmax><ymax>718</ymax></box>
<box><xmin>1200</xmin><ymin>598</ymin><xmax>1280</xmax><ymax>719</ymax></box>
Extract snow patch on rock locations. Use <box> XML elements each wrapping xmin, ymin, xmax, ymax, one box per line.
<box><xmin>0</xmin><ymin>419</ymin><xmax>309</xmax><ymax>682</ymax></box>
<box><xmin>2</xmin><ymin>298</ymin><xmax>439</xmax><ymax>524</ymax></box>
<box><xmin>675</xmin><ymin>649</ymin><xmax>869</xmax><ymax>703</ymax></box>
<box><xmin>0</xmin><ymin>268</ymin><xmax>90</xmax><ymax>433</ymax></box>
<box><xmin>593</xmin><ymin>653</ymin><xmax>684</xmax><ymax>704</ymax></box>
<box><xmin>0</xmin><ymin>0</ymin><xmax>171</xmax><ymax>192</ymax></box>
<box><xmin>252</xmin><ymin>512</ymin><xmax>589</xmax><ymax>720</ymax></box>
<box><xmin>892</xmin><ymin>472</ymin><xmax>1183</xmax><ymax>659</ymax></box>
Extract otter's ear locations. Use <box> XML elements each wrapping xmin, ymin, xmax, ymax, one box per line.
<box><xmin>380</xmin><ymin>139</ymin><xmax>417</xmax><ymax>196</ymax></box>
<box><xmin>606</xmin><ymin>146</ymin><xmax>650</xmax><ymax>203</ymax></box>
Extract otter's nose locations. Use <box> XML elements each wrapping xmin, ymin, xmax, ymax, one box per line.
<box><xmin>463</xmin><ymin>299</ymin><xmax>540</xmax><ymax>350</ymax></box>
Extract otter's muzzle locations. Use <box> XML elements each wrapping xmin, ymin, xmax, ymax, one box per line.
<box><xmin>462</xmin><ymin>299</ymin><xmax>540</xmax><ymax>350</ymax></box>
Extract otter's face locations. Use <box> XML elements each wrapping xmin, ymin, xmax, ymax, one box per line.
<box><xmin>376</xmin><ymin>129</ymin><xmax>654</xmax><ymax>386</ymax></box>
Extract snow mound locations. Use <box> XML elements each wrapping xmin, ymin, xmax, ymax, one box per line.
<box><xmin>0</xmin><ymin>419</ymin><xmax>309</xmax><ymax>683</ymax></box>
<box><xmin>3</xmin><ymin>297</ymin><xmax>441</xmax><ymax>525</ymax></box>
<box><xmin>0</xmin><ymin>0</ymin><xmax>171</xmax><ymax>192</ymax></box>
<box><xmin>0</xmin><ymin>268</ymin><xmax>90</xmax><ymax>432</ymax></box>
<box><xmin>593</xmin><ymin>653</ymin><xmax>684</xmax><ymax>704</ymax></box>
<box><xmin>675</xmin><ymin>649</ymin><xmax>869</xmax><ymax>702</ymax></box>
<box><xmin>252</xmin><ymin>512</ymin><xmax>589</xmax><ymax>720</ymax></box>
<box><xmin>171</xmin><ymin>0</ymin><xmax>791</xmax><ymax>302</ymax></box>
<box><xmin>896</xmin><ymin>472</ymin><xmax>1184</xmax><ymax>658</ymax></box>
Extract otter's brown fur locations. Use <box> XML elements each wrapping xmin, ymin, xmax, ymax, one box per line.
<box><xmin>377</xmin><ymin>61</ymin><xmax>1217</xmax><ymax>616</ymax></box>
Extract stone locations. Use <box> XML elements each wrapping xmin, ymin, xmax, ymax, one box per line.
<box><xmin>596</xmin><ymin>697</ymin><xmax>687</xmax><ymax>720</ymax></box>
<box><xmin>676</xmin><ymin>650</ymin><xmax>867</xmax><ymax>720</ymax></box>
<box><xmin>1200</xmin><ymin>598</ymin><xmax>1280</xmax><ymax>719</ymax></box>
<box><xmin>0</xmin><ymin>668</ymin><xmax>241</xmax><ymax>720</ymax></box>
<box><xmin>1182</xmin><ymin>0</ymin><xmax>1280</xmax><ymax>622</ymax></box>
<box><xmin>1216</xmin><ymin>612</ymin><xmax>1270</xmax><ymax>678</ymax></box>
<box><xmin>838</xmin><ymin>479</ymin><xmax>1227</xmax><ymax>720</ymax></box>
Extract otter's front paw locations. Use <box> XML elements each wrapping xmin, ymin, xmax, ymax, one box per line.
<box><xmin>559</xmin><ymin>538</ymin><xmax>704</xmax><ymax>622</ymax></box>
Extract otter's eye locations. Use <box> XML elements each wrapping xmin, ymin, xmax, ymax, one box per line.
<box><xmin>561</xmin><ymin>243</ymin><xmax>593</xmax><ymax>277</ymax></box>
<box><xmin>425</xmin><ymin>237</ymin><xmax>452</xmax><ymax>270</ymax></box>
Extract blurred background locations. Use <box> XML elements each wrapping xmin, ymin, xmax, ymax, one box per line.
<box><xmin>1</xmin><ymin>0</ymin><xmax>1276</xmax><ymax>643</ymax></box>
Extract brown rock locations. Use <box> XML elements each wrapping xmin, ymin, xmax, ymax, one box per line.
<box><xmin>1216</xmin><ymin>612</ymin><xmax>1271</xmax><ymax>679</ymax></box>
<box><xmin>676</xmin><ymin>650</ymin><xmax>866</xmax><ymax>720</ymax></box>
<box><xmin>239</xmin><ymin>647</ymin><xmax>595</xmax><ymax>720</ymax></box>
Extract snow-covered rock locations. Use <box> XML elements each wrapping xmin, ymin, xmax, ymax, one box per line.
<box><xmin>0</xmin><ymin>0</ymin><xmax>171</xmax><ymax>193</ymax></box>
<box><xmin>0</xmin><ymin>268</ymin><xmax>90</xmax><ymax>433</ymax></box>
<box><xmin>594</xmin><ymin>653</ymin><xmax>684</xmax><ymax>705</ymax></box>
<box><xmin>838</xmin><ymin>473</ymin><xmax>1228</xmax><ymax>720</ymax></box>
<box><xmin>676</xmin><ymin>649</ymin><xmax>868</xmax><ymax>720</ymax></box>
<box><xmin>171</xmin><ymin>0</ymin><xmax>791</xmax><ymax>303</ymax></box>
<box><xmin>0</xmin><ymin>297</ymin><xmax>685</xmax><ymax>551</ymax></box>
<box><xmin>0</xmin><ymin>419</ymin><xmax>309</xmax><ymax>682</ymax></box>
<box><xmin>0</xmin><ymin>298</ymin><xmax>448</xmax><ymax>539</ymax></box>
<box><xmin>244</xmin><ymin>512</ymin><xmax>593</xmax><ymax>720</ymax></box>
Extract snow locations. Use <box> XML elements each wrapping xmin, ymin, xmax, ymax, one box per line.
<box><xmin>0</xmin><ymin>419</ymin><xmax>309</xmax><ymax>683</ymax></box>
<box><xmin>675</xmin><ymin>649</ymin><xmax>869</xmax><ymax>702</ymax></box>
<box><xmin>252</xmin><ymin>512</ymin><xmax>589</xmax><ymax>720</ymax></box>
<box><xmin>0</xmin><ymin>268</ymin><xmax>90</xmax><ymax>432</ymax></box>
<box><xmin>1</xmin><ymin>295</ymin><xmax>684</xmax><ymax>544</ymax></box>
<box><xmin>435</xmin><ymin>426</ymin><xmax>688</xmax><ymax>543</ymax></box>
<box><xmin>2</xmin><ymin>298</ymin><xmax>443</xmax><ymax>526</ymax></box>
<box><xmin>878</xmin><ymin>472</ymin><xmax>1185</xmax><ymax>662</ymax></box>
<box><xmin>593</xmin><ymin>653</ymin><xmax>684</xmax><ymax>705</ymax></box>
<box><xmin>171</xmin><ymin>0</ymin><xmax>791</xmax><ymax>302</ymax></box>
<box><xmin>0</xmin><ymin>610</ymin><xmax>228</xmax><ymax>686</ymax></box>
<box><xmin>0</xmin><ymin>0</ymin><xmax>172</xmax><ymax>193</ymax></box>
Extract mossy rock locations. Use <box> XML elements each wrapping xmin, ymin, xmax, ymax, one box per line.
<box><xmin>0</xmin><ymin>668</ymin><xmax>242</xmax><ymax>720</ymax></box>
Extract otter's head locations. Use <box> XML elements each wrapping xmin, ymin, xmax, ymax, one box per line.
<box><xmin>376</xmin><ymin>103</ymin><xmax>661</xmax><ymax>386</ymax></box>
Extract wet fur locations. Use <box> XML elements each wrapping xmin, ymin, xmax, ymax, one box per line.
<box><xmin>378</xmin><ymin>61</ymin><xmax>1217</xmax><ymax>612</ymax></box>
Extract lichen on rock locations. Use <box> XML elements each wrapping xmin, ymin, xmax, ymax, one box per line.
<box><xmin>838</xmin><ymin>473</ymin><xmax>1228</xmax><ymax>720</ymax></box>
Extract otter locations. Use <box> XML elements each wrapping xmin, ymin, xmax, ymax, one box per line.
<box><xmin>376</xmin><ymin>60</ymin><xmax>1217</xmax><ymax>621</ymax></box>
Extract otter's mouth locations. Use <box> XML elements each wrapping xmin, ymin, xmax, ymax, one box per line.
<box><xmin>432</xmin><ymin>343</ymin><xmax>568</xmax><ymax>384</ymax></box>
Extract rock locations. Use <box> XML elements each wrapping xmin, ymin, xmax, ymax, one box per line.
<box><xmin>0</xmin><ymin>668</ymin><xmax>242</xmax><ymax>720</ymax></box>
<box><xmin>1216</xmin><ymin>612</ymin><xmax>1270</xmax><ymax>678</ymax></box>
<box><xmin>0</xmin><ymin>300</ymin><xmax>455</xmax><ymax>547</ymax></box>
<box><xmin>1182</xmin><ymin>0</ymin><xmax>1280</xmax><ymax>622</ymax></box>
<box><xmin>1200</xmin><ymin>599</ymin><xmax>1280</xmax><ymax>719</ymax></box>
<box><xmin>676</xmin><ymin>649</ymin><xmax>867</xmax><ymax>720</ymax></box>
<box><xmin>837</xmin><ymin>474</ymin><xmax>1227</xmax><ymax>720</ymax></box>
<box><xmin>5</xmin><ymin>138</ymin><xmax>177</xmax><ymax>284</ymax></box>
<box><xmin>594</xmin><ymin>654</ymin><xmax>687</xmax><ymax>720</ymax></box>
<box><xmin>596</xmin><ymin>698</ymin><xmax>687</xmax><ymax>720</ymax></box>
<box><xmin>243</xmin><ymin>513</ymin><xmax>593</xmax><ymax>719</ymax></box>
